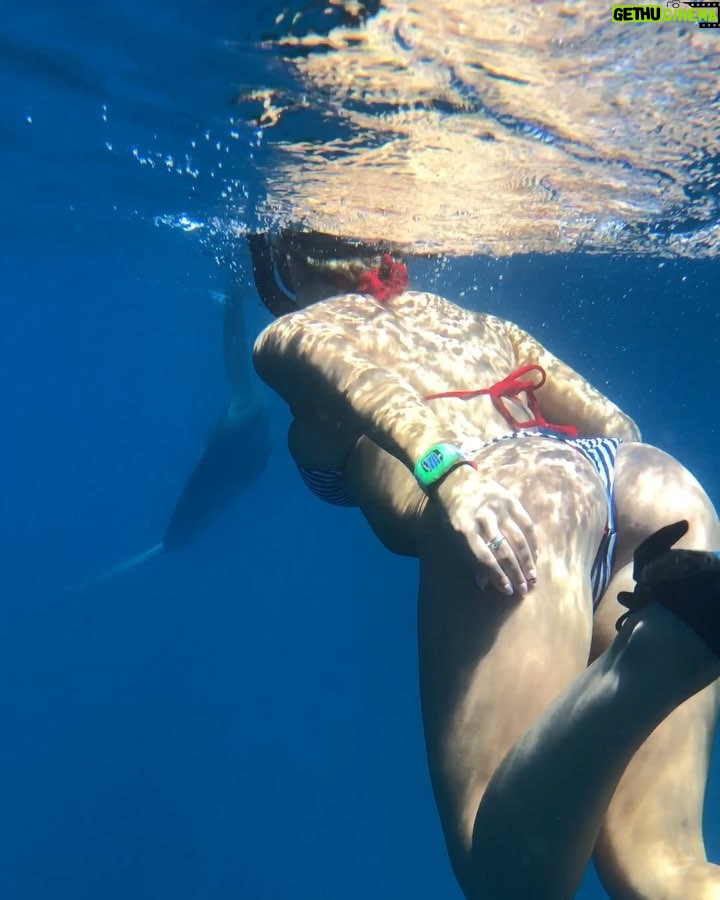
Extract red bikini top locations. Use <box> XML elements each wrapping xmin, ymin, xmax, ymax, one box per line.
<box><xmin>424</xmin><ymin>364</ymin><xmax>578</xmax><ymax>437</ymax></box>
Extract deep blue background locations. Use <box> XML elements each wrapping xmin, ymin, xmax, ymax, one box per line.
<box><xmin>2</xmin><ymin>3</ymin><xmax>719</xmax><ymax>898</ymax></box>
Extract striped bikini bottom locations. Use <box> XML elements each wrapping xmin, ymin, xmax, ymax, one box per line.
<box><xmin>298</xmin><ymin>429</ymin><xmax>623</xmax><ymax>610</ymax></box>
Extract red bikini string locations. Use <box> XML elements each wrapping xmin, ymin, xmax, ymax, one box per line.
<box><xmin>424</xmin><ymin>364</ymin><xmax>579</xmax><ymax>437</ymax></box>
<box><xmin>356</xmin><ymin>254</ymin><xmax>409</xmax><ymax>302</ymax></box>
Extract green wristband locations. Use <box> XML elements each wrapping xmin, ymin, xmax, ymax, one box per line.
<box><xmin>413</xmin><ymin>443</ymin><xmax>468</xmax><ymax>489</ymax></box>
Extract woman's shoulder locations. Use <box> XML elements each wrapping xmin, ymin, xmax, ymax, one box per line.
<box><xmin>255</xmin><ymin>288</ymin><xmax>511</xmax><ymax>354</ymax></box>
<box><xmin>391</xmin><ymin>291</ymin><xmax>511</xmax><ymax>338</ymax></box>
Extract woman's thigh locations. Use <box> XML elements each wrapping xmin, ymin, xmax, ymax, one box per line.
<box><xmin>417</xmin><ymin>437</ymin><xmax>608</xmax><ymax>872</ymax></box>
<box><xmin>611</xmin><ymin>441</ymin><xmax>719</xmax><ymax>567</ymax></box>
<box><xmin>590</xmin><ymin>443</ymin><xmax>720</xmax><ymax>898</ymax></box>
<box><xmin>592</xmin><ymin>441</ymin><xmax>720</xmax><ymax>655</ymax></box>
<box><xmin>593</xmin><ymin>562</ymin><xmax>720</xmax><ymax>899</ymax></box>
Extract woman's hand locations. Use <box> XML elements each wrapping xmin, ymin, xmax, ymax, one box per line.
<box><xmin>434</xmin><ymin>465</ymin><xmax>538</xmax><ymax>597</ymax></box>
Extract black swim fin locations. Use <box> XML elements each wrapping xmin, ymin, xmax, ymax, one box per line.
<box><xmin>617</xmin><ymin>520</ymin><xmax>720</xmax><ymax>656</ymax></box>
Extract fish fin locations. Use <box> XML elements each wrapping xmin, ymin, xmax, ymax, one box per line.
<box><xmin>66</xmin><ymin>543</ymin><xmax>165</xmax><ymax>592</ymax></box>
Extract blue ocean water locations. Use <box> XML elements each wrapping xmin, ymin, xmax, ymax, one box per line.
<box><xmin>2</xmin><ymin>3</ymin><xmax>719</xmax><ymax>899</ymax></box>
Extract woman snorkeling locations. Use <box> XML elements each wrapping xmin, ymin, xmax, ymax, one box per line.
<box><xmin>250</xmin><ymin>229</ymin><xmax>720</xmax><ymax>900</ymax></box>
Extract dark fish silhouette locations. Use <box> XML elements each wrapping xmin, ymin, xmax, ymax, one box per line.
<box><xmin>74</xmin><ymin>284</ymin><xmax>271</xmax><ymax>587</ymax></box>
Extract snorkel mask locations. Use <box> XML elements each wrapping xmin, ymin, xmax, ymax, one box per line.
<box><xmin>247</xmin><ymin>230</ymin><xmax>408</xmax><ymax>317</ymax></box>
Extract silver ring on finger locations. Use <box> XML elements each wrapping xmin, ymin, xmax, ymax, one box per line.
<box><xmin>486</xmin><ymin>533</ymin><xmax>505</xmax><ymax>552</ymax></box>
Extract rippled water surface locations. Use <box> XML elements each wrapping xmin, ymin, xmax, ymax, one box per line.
<box><xmin>249</xmin><ymin>0</ymin><xmax>720</xmax><ymax>255</ymax></box>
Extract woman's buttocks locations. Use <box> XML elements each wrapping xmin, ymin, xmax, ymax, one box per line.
<box><xmin>473</xmin><ymin>436</ymin><xmax>608</xmax><ymax>560</ymax></box>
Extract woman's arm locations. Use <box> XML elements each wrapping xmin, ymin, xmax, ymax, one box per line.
<box><xmin>288</xmin><ymin>418</ymin><xmax>425</xmax><ymax>557</ymax></box>
<box><xmin>345</xmin><ymin>437</ymin><xmax>427</xmax><ymax>557</ymax></box>
<box><xmin>253</xmin><ymin>304</ymin><xmax>467</xmax><ymax>468</ymax></box>
<box><xmin>505</xmin><ymin>321</ymin><xmax>641</xmax><ymax>442</ymax></box>
<box><xmin>254</xmin><ymin>304</ymin><xmax>537</xmax><ymax>594</ymax></box>
<box><xmin>288</xmin><ymin>406</ymin><xmax>427</xmax><ymax>556</ymax></box>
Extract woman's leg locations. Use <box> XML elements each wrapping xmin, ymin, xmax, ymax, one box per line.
<box><xmin>419</xmin><ymin>440</ymin><xmax>720</xmax><ymax>900</ymax></box>
<box><xmin>418</xmin><ymin>438</ymin><xmax>606</xmax><ymax>897</ymax></box>
<box><xmin>590</xmin><ymin>444</ymin><xmax>720</xmax><ymax>900</ymax></box>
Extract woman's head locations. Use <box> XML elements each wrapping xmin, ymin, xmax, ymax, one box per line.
<box><xmin>247</xmin><ymin>229</ymin><xmax>408</xmax><ymax>316</ymax></box>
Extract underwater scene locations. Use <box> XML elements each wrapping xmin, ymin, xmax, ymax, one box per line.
<box><xmin>2</xmin><ymin>1</ymin><xmax>720</xmax><ymax>897</ymax></box>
